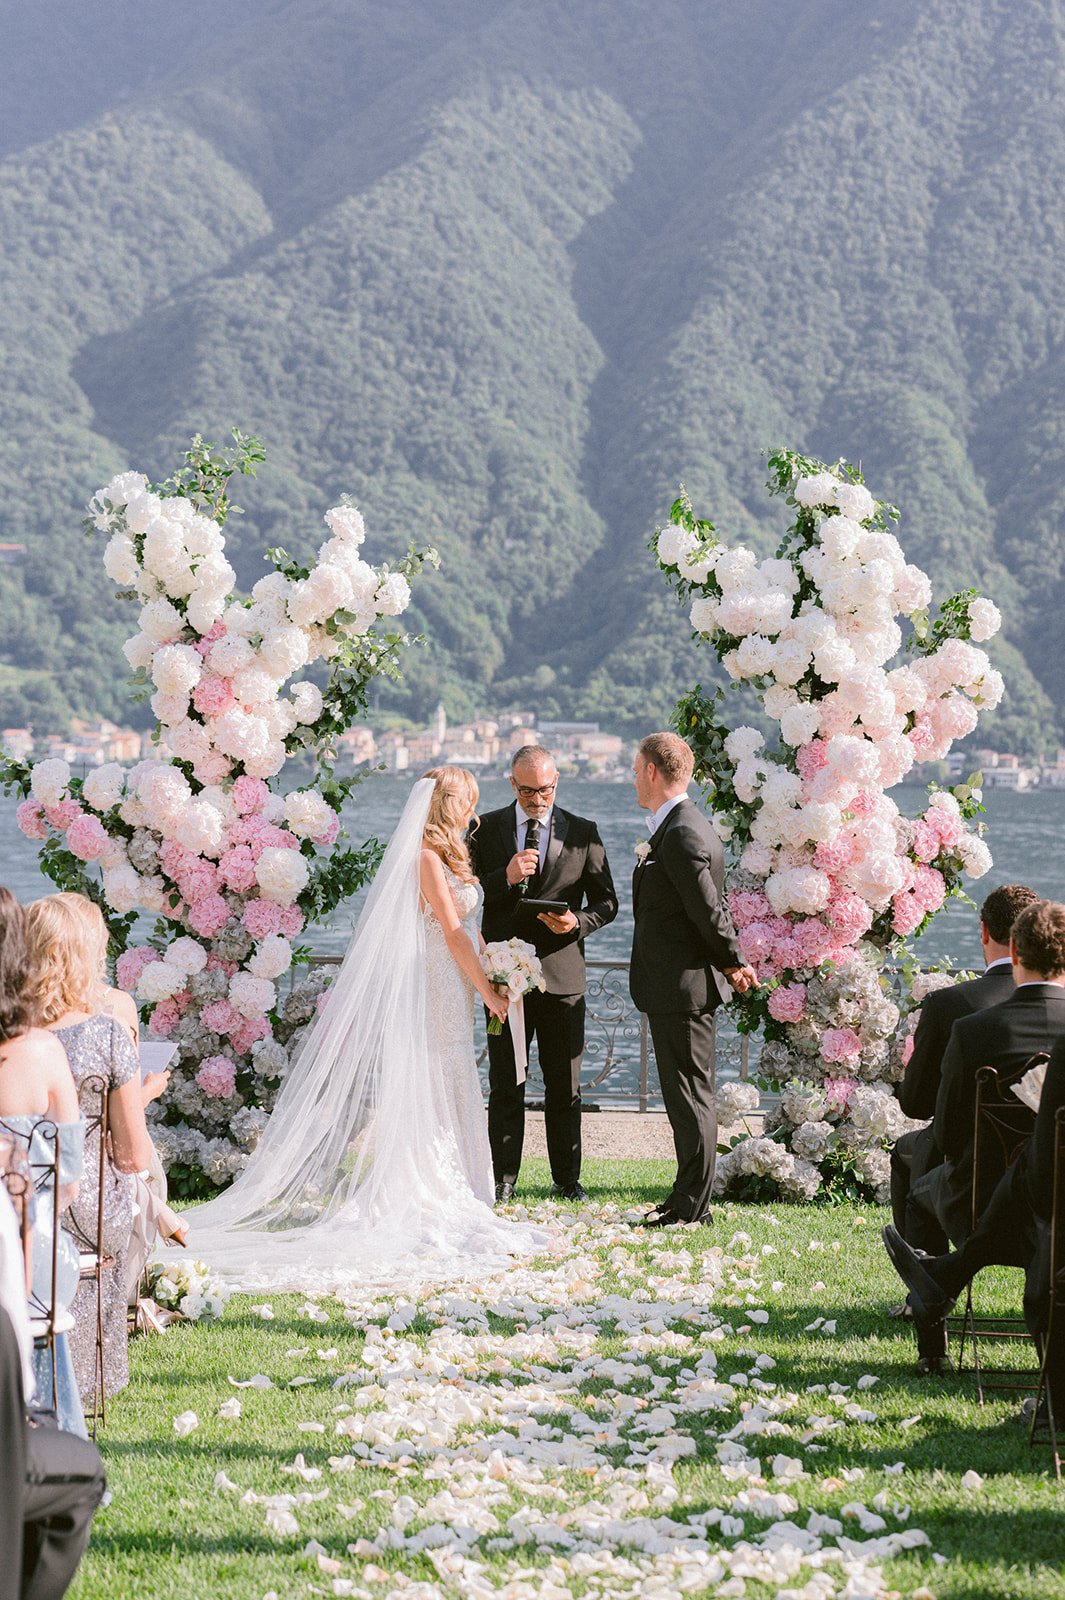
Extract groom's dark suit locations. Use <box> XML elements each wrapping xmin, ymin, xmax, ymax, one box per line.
<box><xmin>630</xmin><ymin>796</ymin><xmax>743</xmax><ymax>1220</ymax></box>
<box><xmin>473</xmin><ymin>802</ymin><xmax>617</xmax><ymax>1188</ymax></box>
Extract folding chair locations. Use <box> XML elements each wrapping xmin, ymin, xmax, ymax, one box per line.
<box><xmin>62</xmin><ymin>1074</ymin><xmax>110</xmax><ymax>1434</ymax></box>
<box><xmin>952</xmin><ymin>1056</ymin><xmax>1043</xmax><ymax>1402</ymax></box>
<box><xmin>1030</xmin><ymin>1105</ymin><xmax>1065</xmax><ymax>1478</ymax></box>
<box><xmin>0</xmin><ymin>1114</ymin><xmax>70</xmax><ymax>1412</ymax></box>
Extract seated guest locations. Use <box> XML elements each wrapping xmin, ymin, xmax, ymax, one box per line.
<box><xmin>884</xmin><ymin>1027</ymin><xmax>1065</xmax><ymax>1412</ymax></box>
<box><xmin>0</xmin><ymin>889</ymin><xmax>86</xmax><ymax>1435</ymax></box>
<box><xmin>24</xmin><ymin>895</ymin><xmax>153</xmax><ymax>1403</ymax></box>
<box><xmin>0</xmin><ymin>1183</ymin><xmax>105</xmax><ymax>1600</ymax></box>
<box><xmin>885</xmin><ymin>899</ymin><xmax>1065</xmax><ymax>1373</ymax></box>
<box><xmin>891</xmin><ymin>883</ymin><xmax>1037</xmax><ymax>1256</ymax></box>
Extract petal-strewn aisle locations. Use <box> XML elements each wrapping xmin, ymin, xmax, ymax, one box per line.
<box><xmin>80</xmin><ymin>1182</ymin><xmax>1065</xmax><ymax>1600</ymax></box>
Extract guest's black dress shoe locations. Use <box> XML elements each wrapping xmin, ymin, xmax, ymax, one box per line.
<box><xmin>881</xmin><ymin>1225</ymin><xmax>956</xmax><ymax>1321</ymax></box>
<box><xmin>551</xmin><ymin>1182</ymin><xmax>588</xmax><ymax>1201</ymax></box>
<box><xmin>915</xmin><ymin>1354</ymin><xmax>954</xmax><ymax>1377</ymax></box>
<box><xmin>494</xmin><ymin>1180</ymin><xmax>515</xmax><ymax>1204</ymax></box>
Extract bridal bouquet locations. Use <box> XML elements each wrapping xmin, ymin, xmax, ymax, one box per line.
<box><xmin>145</xmin><ymin>1258</ymin><xmax>231</xmax><ymax>1323</ymax></box>
<box><xmin>481</xmin><ymin>939</ymin><xmax>545</xmax><ymax>1033</ymax></box>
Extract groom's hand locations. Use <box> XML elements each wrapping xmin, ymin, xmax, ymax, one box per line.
<box><xmin>724</xmin><ymin>965</ymin><xmax>759</xmax><ymax>994</ymax></box>
<box><xmin>539</xmin><ymin>910</ymin><xmax>578</xmax><ymax>934</ymax></box>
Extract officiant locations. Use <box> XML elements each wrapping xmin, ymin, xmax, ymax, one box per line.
<box><xmin>472</xmin><ymin>745</ymin><xmax>617</xmax><ymax>1204</ymax></box>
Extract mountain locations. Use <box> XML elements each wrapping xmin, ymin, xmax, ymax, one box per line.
<box><xmin>0</xmin><ymin>0</ymin><xmax>1062</xmax><ymax>754</ymax></box>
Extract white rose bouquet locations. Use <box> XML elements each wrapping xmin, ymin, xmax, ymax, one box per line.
<box><xmin>480</xmin><ymin>938</ymin><xmax>545</xmax><ymax>1034</ymax></box>
<box><xmin>146</xmin><ymin>1258</ymin><xmax>231</xmax><ymax>1323</ymax></box>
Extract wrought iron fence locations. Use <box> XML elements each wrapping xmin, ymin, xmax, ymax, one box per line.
<box><xmin>301</xmin><ymin>954</ymin><xmax>754</xmax><ymax>1111</ymax></box>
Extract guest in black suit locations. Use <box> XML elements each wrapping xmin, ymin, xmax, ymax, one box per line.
<box><xmin>0</xmin><ymin>1186</ymin><xmax>105</xmax><ymax>1600</ymax></box>
<box><xmin>629</xmin><ymin>731</ymin><xmax>757</xmax><ymax>1228</ymax></box>
<box><xmin>890</xmin><ymin>883</ymin><xmax>1037</xmax><ymax>1253</ymax></box>
<box><xmin>883</xmin><ymin>900</ymin><xmax>1065</xmax><ymax>1374</ymax></box>
<box><xmin>473</xmin><ymin>745</ymin><xmax>617</xmax><ymax>1202</ymax></box>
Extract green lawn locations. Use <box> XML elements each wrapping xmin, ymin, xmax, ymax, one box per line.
<box><xmin>75</xmin><ymin>1159</ymin><xmax>1062</xmax><ymax>1600</ymax></box>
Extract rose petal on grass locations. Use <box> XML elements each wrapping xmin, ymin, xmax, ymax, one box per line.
<box><xmin>172</xmin><ymin>1410</ymin><xmax>198</xmax><ymax>1437</ymax></box>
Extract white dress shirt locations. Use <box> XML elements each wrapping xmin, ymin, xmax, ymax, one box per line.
<box><xmin>516</xmin><ymin>803</ymin><xmax>553</xmax><ymax>870</ymax></box>
<box><xmin>648</xmin><ymin>791</ymin><xmax>688</xmax><ymax>836</ymax></box>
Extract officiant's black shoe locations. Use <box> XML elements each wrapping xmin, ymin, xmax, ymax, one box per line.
<box><xmin>494</xmin><ymin>1180</ymin><xmax>515</xmax><ymax>1205</ymax></box>
<box><xmin>551</xmin><ymin>1182</ymin><xmax>588</xmax><ymax>1202</ymax></box>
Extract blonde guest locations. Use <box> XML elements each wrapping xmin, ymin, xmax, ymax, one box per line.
<box><xmin>25</xmin><ymin>894</ymin><xmax>153</xmax><ymax>1399</ymax></box>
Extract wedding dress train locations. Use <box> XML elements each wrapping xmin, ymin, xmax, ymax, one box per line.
<box><xmin>181</xmin><ymin>779</ymin><xmax>547</xmax><ymax>1291</ymax></box>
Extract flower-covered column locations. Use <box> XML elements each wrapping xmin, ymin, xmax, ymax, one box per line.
<box><xmin>655</xmin><ymin>450</ymin><xmax>1001</xmax><ymax>1201</ymax></box>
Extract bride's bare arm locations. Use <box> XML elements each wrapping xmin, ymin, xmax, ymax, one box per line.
<box><xmin>419</xmin><ymin>851</ymin><xmax>508</xmax><ymax>1022</ymax></box>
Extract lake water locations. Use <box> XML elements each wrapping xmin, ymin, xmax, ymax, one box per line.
<box><xmin>3</xmin><ymin>777</ymin><xmax>1063</xmax><ymax>970</ymax></box>
<box><xmin>3</xmin><ymin>779</ymin><xmax>1063</xmax><ymax>1101</ymax></box>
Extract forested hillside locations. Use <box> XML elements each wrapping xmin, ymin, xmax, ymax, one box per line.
<box><xmin>1</xmin><ymin>0</ymin><xmax>1062</xmax><ymax>752</ymax></box>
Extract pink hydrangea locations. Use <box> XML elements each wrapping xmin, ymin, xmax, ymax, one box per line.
<box><xmin>824</xmin><ymin>1075</ymin><xmax>855</xmax><ymax>1114</ymax></box>
<box><xmin>148</xmin><ymin>999</ymin><xmax>180</xmax><ymax>1037</ymax></box>
<box><xmin>116</xmin><ymin>946</ymin><xmax>159</xmax><ymax>990</ymax></box>
<box><xmin>201</xmin><ymin>999</ymin><xmax>238</xmax><ymax>1035</ymax></box>
<box><xmin>195</xmin><ymin>1055</ymin><xmax>237</xmax><ymax>1098</ymax></box>
<box><xmin>229</xmin><ymin>1016</ymin><xmax>271</xmax><ymax>1055</ymax></box>
<box><xmin>813</xmin><ymin>836</ymin><xmax>853</xmax><ymax>874</ymax></box>
<box><xmin>911</xmin><ymin>819</ymin><xmax>939</xmax><ymax>862</ymax></box>
<box><xmin>768</xmin><ymin>982</ymin><xmax>807</xmax><ymax>1023</ymax></box>
<box><xmin>159</xmin><ymin>840</ymin><xmax>195</xmax><ymax>879</ymax></box>
<box><xmin>66</xmin><ymin>812</ymin><xmax>109</xmax><ymax>861</ymax></box>
<box><xmin>913</xmin><ymin>864</ymin><xmax>946</xmax><ymax>914</ymax></box>
<box><xmin>891</xmin><ymin>892</ymin><xmax>924</xmax><ymax>936</ymax></box>
<box><xmin>192</xmin><ymin>673</ymin><xmax>236</xmax><ymax>717</ymax></box>
<box><xmin>16</xmin><ymin>801</ymin><xmax>48</xmax><ymax>840</ymax></box>
<box><xmin>207</xmin><ymin>954</ymin><xmax>239</xmax><ymax>978</ymax></box>
<box><xmin>901</xmin><ymin>1032</ymin><xmax>916</xmax><ymax>1066</ymax></box>
<box><xmin>194</xmin><ymin>751</ymin><xmax>232</xmax><ymax>785</ymax></box>
<box><xmin>848</xmin><ymin>790</ymin><xmax>879</xmax><ymax>818</ymax></box>
<box><xmin>242</xmin><ymin>898</ymin><xmax>284</xmax><ymax>939</ymax></box>
<box><xmin>44</xmin><ymin>798</ymin><xmax>83</xmax><ymax>830</ymax></box>
<box><xmin>232</xmin><ymin>775</ymin><xmax>270</xmax><ymax>815</ymax></box>
<box><xmin>908</xmin><ymin>716</ymin><xmax>936</xmax><ymax>757</ymax></box>
<box><xmin>729</xmin><ymin>890</ymin><xmax>772</xmax><ymax>927</ymax></box>
<box><xmin>218</xmin><ymin>846</ymin><xmax>258</xmax><ymax>893</ymax></box>
<box><xmin>821</xmin><ymin>1026</ymin><xmax>862</xmax><ymax>1064</ymax></box>
<box><xmin>193</xmin><ymin>620</ymin><xmax>227</xmax><ymax>657</ymax></box>
<box><xmin>177</xmin><ymin>863</ymin><xmax>222</xmax><ymax>906</ymax></box>
<box><xmin>187</xmin><ymin>894</ymin><xmax>230</xmax><ymax>938</ymax></box>
<box><xmin>739</xmin><ymin>921</ymin><xmax>776</xmax><ymax>966</ymax></box>
<box><xmin>826</xmin><ymin>892</ymin><xmax>873</xmax><ymax>940</ymax></box>
<box><xmin>796</xmin><ymin>739</ymin><xmax>828</xmax><ymax>782</ymax></box>
<box><xmin>278</xmin><ymin>905</ymin><xmax>305</xmax><ymax>938</ymax></box>
<box><xmin>927</xmin><ymin>805</ymin><xmax>964</xmax><ymax>850</ymax></box>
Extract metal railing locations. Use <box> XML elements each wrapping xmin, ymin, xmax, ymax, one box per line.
<box><xmin>301</xmin><ymin>954</ymin><xmax>754</xmax><ymax>1112</ymax></box>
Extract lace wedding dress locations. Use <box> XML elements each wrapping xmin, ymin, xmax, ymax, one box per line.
<box><xmin>181</xmin><ymin>780</ymin><xmax>547</xmax><ymax>1291</ymax></box>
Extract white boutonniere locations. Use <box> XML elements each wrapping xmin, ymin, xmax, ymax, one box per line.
<box><xmin>634</xmin><ymin>840</ymin><xmax>652</xmax><ymax>864</ymax></box>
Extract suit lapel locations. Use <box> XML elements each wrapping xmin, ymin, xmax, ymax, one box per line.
<box><xmin>634</xmin><ymin>800</ymin><xmax>689</xmax><ymax>914</ymax></box>
<box><xmin>540</xmin><ymin>808</ymin><xmax>568</xmax><ymax>888</ymax></box>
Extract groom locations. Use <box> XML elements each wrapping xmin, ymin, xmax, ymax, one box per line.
<box><xmin>630</xmin><ymin>731</ymin><xmax>758</xmax><ymax>1227</ymax></box>
<box><xmin>474</xmin><ymin>744</ymin><xmax>618</xmax><ymax>1203</ymax></box>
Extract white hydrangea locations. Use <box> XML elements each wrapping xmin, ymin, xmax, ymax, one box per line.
<box><xmin>283</xmin><ymin>789</ymin><xmax>334</xmax><ymax>838</ymax></box>
<box><xmin>255</xmin><ymin>846</ymin><xmax>310</xmax><ymax>904</ymax></box>
<box><xmin>101</xmin><ymin>865</ymin><xmax>141</xmax><ymax>914</ymax></box>
<box><xmin>29</xmin><ymin>758</ymin><xmax>70</xmax><ymax>808</ymax></box>
<box><xmin>103</xmin><ymin>533</ymin><xmax>140</xmax><ymax>586</ymax></box>
<box><xmin>967</xmin><ymin>596</ymin><xmax>1002</xmax><ymax>642</ymax></box>
<box><xmin>287</xmin><ymin>565</ymin><xmax>354</xmax><ymax>627</ymax></box>
<box><xmin>229</xmin><ymin>971</ymin><xmax>277</xmax><ymax>1019</ymax></box>
<box><xmin>151</xmin><ymin>643</ymin><xmax>202</xmax><ymax>696</ymax></box>
<box><xmin>792</xmin><ymin>471</ymin><xmax>840</xmax><ymax>508</ymax></box>
<box><xmin>724</xmin><ymin>726</ymin><xmax>765</xmax><ymax>762</ymax></box>
<box><xmin>778</xmin><ymin>704</ymin><xmax>821</xmax><ymax>746</ymax></box>
<box><xmin>139</xmin><ymin>598</ymin><xmax>184</xmax><ymax>642</ymax></box>
<box><xmin>324</xmin><ymin>505</ymin><xmax>366</xmax><ymax>545</ymax></box>
<box><xmin>957</xmin><ymin>833</ymin><xmax>992</xmax><ymax>878</ymax></box>
<box><xmin>290</xmin><ymin>682</ymin><xmax>324</xmax><ymax>725</ymax></box>
<box><xmin>257</xmin><ymin>625</ymin><xmax>310</xmax><ymax>681</ymax></box>
<box><xmin>657</xmin><ymin>523</ymin><xmax>698</xmax><ymax>569</ymax></box>
<box><xmin>716</xmin><ymin>1081</ymin><xmax>760</xmax><ymax>1122</ymax></box>
<box><xmin>82</xmin><ymin>763</ymin><xmax>126</xmax><ymax>812</ymax></box>
<box><xmin>832</xmin><ymin>482</ymin><xmax>876</xmax><ymax>522</ymax></box>
<box><xmin>137</xmin><ymin>962</ymin><xmax>187</xmax><ymax>1003</ymax></box>
<box><xmin>163</xmin><ymin>937</ymin><xmax>209</xmax><ymax>977</ymax></box>
<box><xmin>375</xmin><ymin>573</ymin><xmax>410</xmax><ymax>616</ymax></box>
<box><xmin>247</xmin><ymin>935</ymin><xmax>293</xmax><ymax>981</ymax></box>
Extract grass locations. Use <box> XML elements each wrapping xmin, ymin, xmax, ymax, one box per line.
<box><xmin>73</xmin><ymin>1158</ymin><xmax>1062</xmax><ymax>1600</ymax></box>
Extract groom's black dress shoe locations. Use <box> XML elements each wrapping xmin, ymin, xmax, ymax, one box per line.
<box><xmin>552</xmin><ymin>1182</ymin><xmax>588</xmax><ymax>1202</ymax></box>
<box><xmin>881</xmin><ymin>1225</ymin><xmax>956</xmax><ymax>1321</ymax></box>
<box><xmin>494</xmin><ymin>1180</ymin><xmax>515</xmax><ymax>1204</ymax></box>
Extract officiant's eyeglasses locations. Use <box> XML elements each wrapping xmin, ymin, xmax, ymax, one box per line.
<box><xmin>514</xmin><ymin>781</ymin><xmax>557</xmax><ymax>800</ymax></box>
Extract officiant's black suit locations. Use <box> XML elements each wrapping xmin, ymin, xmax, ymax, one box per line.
<box><xmin>473</xmin><ymin>802</ymin><xmax>617</xmax><ymax>1188</ymax></box>
<box><xmin>890</xmin><ymin>960</ymin><xmax>1015</xmax><ymax>1250</ymax></box>
<box><xmin>629</xmin><ymin>798</ymin><xmax>743</xmax><ymax>1221</ymax></box>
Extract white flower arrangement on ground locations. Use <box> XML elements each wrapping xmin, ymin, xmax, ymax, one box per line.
<box><xmin>656</xmin><ymin>449</ymin><xmax>1000</xmax><ymax>1201</ymax></box>
<box><xmin>480</xmin><ymin>938</ymin><xmax>545</xmax><ymax>1033</ymax></box>
<box><xmin>146</xmin><ymin>1258</ymin><xmax>230</xmax><ymax>1322</ymax></box>
<box><xmin>3</xmin><ymin>434</ymin><xmax>436</xmax><ymax>1195</ymax></box>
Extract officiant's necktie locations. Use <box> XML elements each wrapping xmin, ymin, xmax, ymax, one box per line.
<box><xmin>523</xmin><ymin>818</ymin><xmax>542</xmax><ymax>895</ymax></box>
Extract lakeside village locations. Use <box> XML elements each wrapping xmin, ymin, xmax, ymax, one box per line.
<box><xmin>5</xmin><ymin>704</ymin><xmax>1065</xmax><ymax>790</ymax></box>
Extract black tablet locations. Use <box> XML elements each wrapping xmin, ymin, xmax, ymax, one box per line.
<box><xmin>522</xmin><ymin>898</ymin><xmax>569</xmax><ymax>915</ymax></box>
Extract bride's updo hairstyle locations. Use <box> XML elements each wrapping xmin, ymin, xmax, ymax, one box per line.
<box><xmin>422</xmin><ymin>766</ymin><xmax>478</xmax><ymax>884</ymax></box>
<box><xmin>0</xmin><ymin>886</ymin><xmax>35</xmax><ymax>1042</ymax></box>
<box><xmin>25</xmin><ymin>891</ymin><xmax>108</xmax><ymax>1025</ymax></box>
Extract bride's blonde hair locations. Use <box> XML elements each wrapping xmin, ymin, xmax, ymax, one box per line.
<box><xmin>421</xmin><ymin>766</ymin><xmax>478</xmax><ymax>883</ymax></box>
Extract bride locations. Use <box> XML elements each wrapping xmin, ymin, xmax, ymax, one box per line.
<box><xmin>181</xmin><ymin>767</ymin><xmax>548</xmax><ymax>1290</ymax></box>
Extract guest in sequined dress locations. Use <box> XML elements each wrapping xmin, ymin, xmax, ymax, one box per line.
<box><xmin>26</xmin><ymin>895</ymin><xmax>153</xmax><ymax>1401</ymax></box>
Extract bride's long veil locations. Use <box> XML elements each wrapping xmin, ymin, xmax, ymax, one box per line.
<box><xmin>184</xmin><ymin>777</ymin><xmax>547</xmax><ymax>1289</ymax></box>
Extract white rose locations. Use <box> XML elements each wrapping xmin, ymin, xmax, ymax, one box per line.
<box><xmin>82</xmin><ymin>763</ymin><xmax>126</xmax><ymax>812</ymax></box>
<box><xmin>255</xmin><ymin>846</ymin><xmax>310</xmax><ymax>904</ymax></box>
<box><xmin>30</xmin><ymin>758</ymin><xmax>70</xmax><ymax>808</ymax></box>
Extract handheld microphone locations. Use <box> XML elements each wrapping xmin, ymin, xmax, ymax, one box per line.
<box><xmin>520</xmin><ymin>817</ymin><xmax>542</xmax><ymax>895</ymax></box>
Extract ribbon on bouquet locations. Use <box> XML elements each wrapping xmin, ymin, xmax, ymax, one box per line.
<box><xmin>509</xmin><ymin>995</ymin><xmax>528</xmax><ymax>1086</ymax></box>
